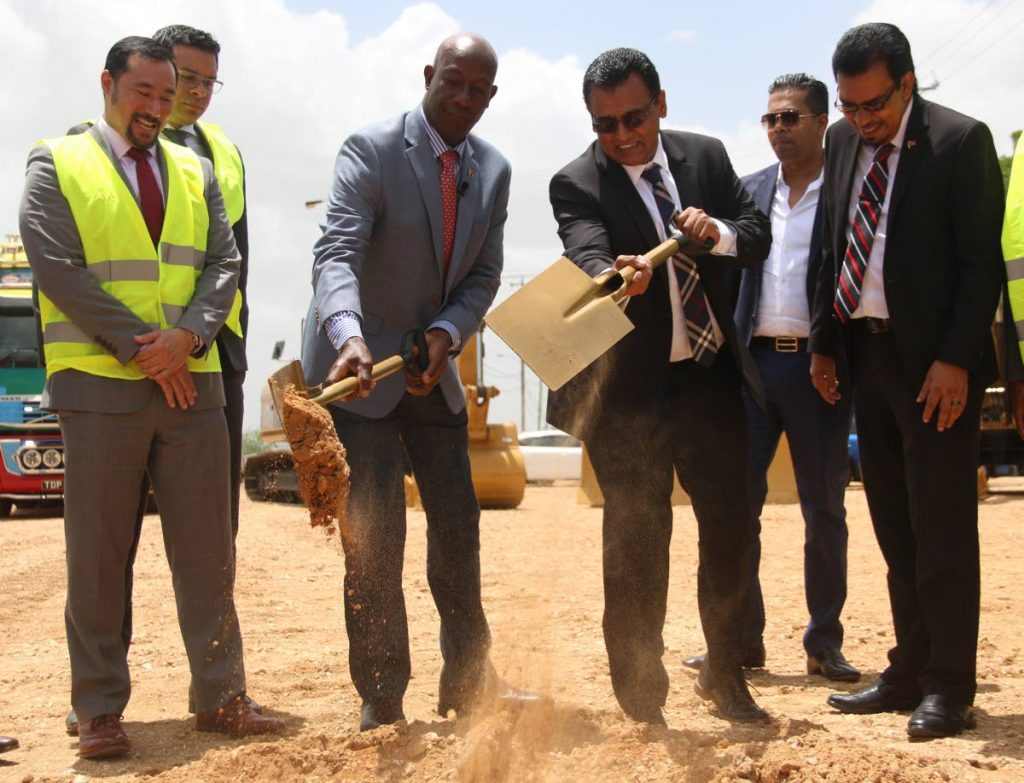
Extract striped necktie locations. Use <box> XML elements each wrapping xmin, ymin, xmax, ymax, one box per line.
<box><xmin>640</xmin><ymin>164</ymin><xmax>717</xmax><ymax>367</ymax></box>
<box><xmin>834</xmin><ymin>143</ymin><xmax>895</xmax><ymax>323</ymax></box>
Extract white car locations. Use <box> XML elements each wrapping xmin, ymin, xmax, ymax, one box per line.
<box><xmin>517</xmin><ymin>429</ymin><xmax>582</xmax><ymax>483</ymax></box>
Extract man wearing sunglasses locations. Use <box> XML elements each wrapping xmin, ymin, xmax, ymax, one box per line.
<box><xmin>809</xmin><ymin>23</ymin><xmax>1004</xmax><ymax>739</ymax></box>
<box><xmin>683</xmin><ymin>73</ymin><xmax>859</xmax><ymax>684</ymax></box>
<box><xmin>546</xmin><ymin>47</ymin><xmax>770</xmax><ymax>725</ymax></box>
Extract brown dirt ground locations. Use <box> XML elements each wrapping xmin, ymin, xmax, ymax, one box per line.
<box><xmin>1</xmin><ymin>479</ymin><xmax>1023</xmax><ymax>783</ymax></box>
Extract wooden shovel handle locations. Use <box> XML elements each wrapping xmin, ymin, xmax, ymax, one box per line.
<box><xmin>601</xmin><ymin>234</ymin><xmax>714</xmax><ymax>297</ymax></box>
<box><xmin>311</xmin><ymin>354</ymin><xmax>408</xmax><ymax>406</ymax></box>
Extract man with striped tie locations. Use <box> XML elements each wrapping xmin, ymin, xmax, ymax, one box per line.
<box><xmin>546</xmin><ymin>47</ymin><xmax>771</xmax><ymax>725</ymax></box>
<box><xmin>809</xmin><ymin>23</ymin><xmax>1004</xmax><ymax>739</ymax></box>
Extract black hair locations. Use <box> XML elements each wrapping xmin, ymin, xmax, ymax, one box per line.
<box><xmin>583</xmin><ymin>47</ymin><xmax>660</xmax><ymax>107</ymax></box>
<box><xmin>152</xmin><ymin>24</ymin><xmax>221</xmax><ymax>61</ymax></box>
<box><xmin>104</xmin><ymin>36</ymin><xmax>175</xmax><ymax>80</ymax></box>
<box><xmin>768</xmin><ymin>73</ymin><xmax>829</xmax><ymax>115</ymax></box>
<box><xmin>832</xmin><ymin>22</ymin><xmax>914</xmax><ymax>86</ymax></box>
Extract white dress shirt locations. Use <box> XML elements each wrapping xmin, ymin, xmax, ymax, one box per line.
<box><xmin>96</xmin><ymin>115</ymin><xmax>164</xmax><ymax>204</ymax></box>
<box><xmin>846</xmin><ymin>98</ymin><xmax>913</xmax><ymax>319</ymax></box>
<box><xmin>754</xmin><ymin>166</ymin><xmax>823</xmax><ymax>338</ymax></box>
<box><xmin>622</xmin><ymin>138</ymin><xmax>734</xmax><ymax>361</ymax></box>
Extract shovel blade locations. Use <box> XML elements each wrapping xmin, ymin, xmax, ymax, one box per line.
<box><xmin>267</xmin><ymin>360</ymin><xmax>315</xmax><ymax>437</ymax></box>
<box><xmin>485</xmin><ymin>257</ymin><xmax>634</xmax><ymax>391</ymax></box>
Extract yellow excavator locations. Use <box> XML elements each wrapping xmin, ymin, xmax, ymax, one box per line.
<box><xmin>246</xmin><ymin>328</ymin><xmax>526</xmax><ymax>509</ymax></box>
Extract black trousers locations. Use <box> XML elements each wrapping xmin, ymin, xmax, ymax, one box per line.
<box><xmin>848</xmin><ymin>325</ymin><xmax>981</xmax><ymax>704</ymax></box>
<box><xmin>118</xmin><ymin>368</ymin><xmax>245</xmax><ymax>652</ymax></box>
<box><xmin>329</xmin><ymin>388</ymin><xmax>491</xmax><ymax>709</ymax></box>
<box><xmin>586</xmin><ymin>349</ymin><xmax>753</xmax><ymax>716</ymax></box>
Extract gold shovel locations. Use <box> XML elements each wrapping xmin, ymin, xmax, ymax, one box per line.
<box><xmin>485</xmin><ymin>235</ymin><xmax>709</xmax><ymax>390</ymax></box>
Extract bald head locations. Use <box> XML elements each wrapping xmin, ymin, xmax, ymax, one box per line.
<box><xmin>422</xmin><ymin>33</ymin><xmax>499</xmax><ymax>146</ymax></box>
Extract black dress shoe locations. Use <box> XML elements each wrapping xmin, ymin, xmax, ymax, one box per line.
<box><xmin>66</xmin><ymin>709</ymin><xmax>79</xmax><ymax>737</ymax></box>
<box><xmin>907</xmin><ymin>695</ymin><xmax>976</xmax><ymax>739</ymax></box>
<box><xmin>0</xmin><ymin>736</ymin><xmax>18</xmax><ymax>754</ymax></box>
<box><xmin>438</xmin><ymin>681</ymin><xmax>546</xmax><ymax>718</ymax></box>
<box><xmin>359</xmin><ymin>701</ymin><xmax>406</xmax><ymax>732</ymax></box>
<box><xmin>683</xmin><ymin>641</ymin><xmax>766</xmax><ymax>671</ymax></box>
<box><xmin>807</xmin><ymin>648</ymin><xmax>861</xmax><ymax>682</ymax></box>
<box><xmin>826</xmin><ymin>678</ymin><xmax>920</xmax><ymax>714</ymax></box>
<box><xmin>695</xmin><ymin>666</ymin><xmax>769</xmax><ymax>722</ymax></box>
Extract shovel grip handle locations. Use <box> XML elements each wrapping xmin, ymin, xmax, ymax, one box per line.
<box><xmin>610</xmin><ymin>235</ymin><xmax>713</xmax><ymax>296</ymax></box>
<box><xmin>311</xmin><ymin>354</ymin><xmax>408</xmax><ymax>405</ymax></box>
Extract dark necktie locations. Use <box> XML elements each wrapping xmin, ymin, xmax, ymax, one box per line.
<box><xmin>439</xmin><ymin>150</ymin><xmax>459</xmax><ymax>277</ymax></box>
<box><xmin>640</xmin><ymin>164</ymin><xmax>717</xmax><ymax>367</ymax></box>
<box><xmin>164</xmin><ymin>127</ymin><xmax>209</xmax><ymax>160</ymax></box>
<box><xmin>834</xmin><ymin>143</ymin><xmax>896</xmax><ymax>323</ymax></box>
<box><xmin>125</xmin><ymin>147</ymin><xmax>164</xmax><ymax>247</ymax></box>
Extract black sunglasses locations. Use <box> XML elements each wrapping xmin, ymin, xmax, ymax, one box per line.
<box><xmin>760</xmin><ymin>110</ymin><xmax>820</xmax><ymax>130</ymax></box>
<box><xmin>591</xmin><ymin>97</ymin><xmax>658</xmax><ymax>134</ymax></box>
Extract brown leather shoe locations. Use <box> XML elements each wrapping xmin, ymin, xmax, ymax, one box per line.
<box><xmin>195</xmin><ymin>694</ymin><xmax>285</xmax><ymax>738</ymax></box>
<box><xmin>78</xmin><ymin>714</ymin><xmax>130</xmax><ymax>759</ymax></box>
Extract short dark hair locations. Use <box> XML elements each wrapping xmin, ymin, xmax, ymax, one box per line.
<box><xmin>768</xmin><ymin>73</ymin><xmax>829</xmax><ymax>115</ymax></box>
<box><xmin>104</xmin><ymin>36</ymin><xmax>175</xmax><ymax>81</ymax></box>
<box><xmin>832</xmin><ymin>22</ymin><xmax>914</xmax><ymax>86</ymax></box>
<box><xmin>583</xmin><ymin>47</ymin><xmax>660</xmax><ymax>107</ymax></box>
<box><xmin>152</xmin><ymin>24</ymin><xmax>221</xmax><ymax>61</ymax></box>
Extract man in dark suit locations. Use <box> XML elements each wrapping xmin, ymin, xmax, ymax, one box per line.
<box><xmin>301</xmin><ymin>33</ymin><xmax>539</xmax><ymax>731</ymax></box>
<box><xmin>20</xmin><ymin>36</ymin><xmax>282</xmax><ymax>759</ymax></box>
<box><xmin>547</xmin><ymin>47</ymin><xmax>771</xmax><ymax>724</ymax></box>
<box><xmin>63</xmin><ymin>24</ymin><xmax>254</xmax><ymax>737</ymax></box>
<box><xmin>683</xmin><ymin>74</ymin><xmax>859</xmax><ymax>682</ymax></box>
<box><xmin>809</xmin><ymin>23</ymin><xmax>1004</xmax><ymax>739</ymax></box>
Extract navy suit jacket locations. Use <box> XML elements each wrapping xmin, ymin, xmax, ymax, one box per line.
<box><xmin>733</xmin><ymin>162</ymin><xmax>823</xmax><ymax>345</ymax></box>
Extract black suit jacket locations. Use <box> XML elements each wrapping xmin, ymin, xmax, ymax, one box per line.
<box><xmin>809</xmin><ymin>98</ymin><xmax>1004</xmax><ymax>388</ymax></box>
<box><xmin>546</xmin><ymin>130</ymin><xmax>771</xmax><ymax>441</ymax></box>
<box><xmin>733</xmin><ymin>162</ymin><xmax>824</xmax><ymax>345</ymax></box>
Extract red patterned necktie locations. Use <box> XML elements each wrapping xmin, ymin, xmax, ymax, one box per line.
<box><xmin>834</xmin><ymin>143</ymin><xmax>896</xmax><ymax>323</ymax></box>
<box><xmin>640</xmin><ymin>164</ymin><xmax>717</xmax><ymax>367</ymax></box>
<box><xmin>125</xmin><ymin>147</ymin><xmax>164</xmax><ymax>247</ymax></box>
<box><xmin>439</xmin><ymin>150</ymin><xmax>460</xmax><ymax>277</ymax></box>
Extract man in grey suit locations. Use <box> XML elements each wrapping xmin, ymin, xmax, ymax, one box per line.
<box><xmin>302</xmin><ymin>32</ymin><xmax>539</xmax><ymax>731</ymax></box>
<box><xmin>19</xmin><ymin>36</ymin><xmax>283</xmax><ymax>759</ymax></box>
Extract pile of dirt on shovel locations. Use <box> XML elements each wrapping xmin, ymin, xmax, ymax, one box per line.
<box><xmin>281</xmin><ymin>386</ymin><xmax>350</xmax><ymax>533</ymax></box>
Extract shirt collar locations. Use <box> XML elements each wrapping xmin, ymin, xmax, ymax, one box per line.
<box><xmin>169</xmin><ymin>122</ymin><xmax>198</xmax><ymax>135</ymax></box>
<box><xmin>776</xmin><ymin>162</ymin><xmax>824</xmax><ymax>196</ymax></box>
<box><xmin>418</xmin><ymin>104</ymin><xmax>468</xmax><ymax>159</ymax></box>
<box><xmin>96</xmin><ymin>115</ymin><xmax>137</xmax><ymax>161</ymax></box>
<box><xmin>622</xmin><ymin>135</ymin><xmax>669</xmax><ymax>186</ymax></box>
<box><xmin>875</xmin><ymin>96</ymin><xmax>913</xmax><ymax>154</ymax></box>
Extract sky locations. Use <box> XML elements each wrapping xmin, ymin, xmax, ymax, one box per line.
<box><xmin>1</xmin><ymin>0</ymin><xmax>1021</xmax><ymax>434</ymax></box>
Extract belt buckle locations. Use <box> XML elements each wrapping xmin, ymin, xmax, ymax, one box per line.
<box><xmin>774</xmin><ymin>336</ymin><xmax>799</xmax><ymax>353</ymax></box>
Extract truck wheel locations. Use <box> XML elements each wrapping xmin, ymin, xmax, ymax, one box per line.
<box><xmin>0</xmin><ymin>499</ymin><xmax>12</xmax><ymax>518</ymax></box>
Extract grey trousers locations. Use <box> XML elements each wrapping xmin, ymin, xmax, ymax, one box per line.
<box><xmin>60</xmin><ymin>395</ymin><xmax>245</xmax><ymax>722</ymax></box>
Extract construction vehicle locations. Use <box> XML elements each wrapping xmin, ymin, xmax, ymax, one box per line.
<box><xmin>0</xmin><ymin>234</ymin><xmax>65</xmax><ymax>517</ymax></box>
<box><xmin>244</xmin><ymin>328</ymin><xmax>526</xmax><ymax>509</ymax></box>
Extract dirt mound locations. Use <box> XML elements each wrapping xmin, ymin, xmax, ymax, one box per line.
<box><xmin>281</xmin><ymin>386</ymin><xmax>350</xmax><ymax>534</ymax></box>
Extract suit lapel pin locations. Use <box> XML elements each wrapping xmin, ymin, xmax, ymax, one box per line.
<box><xmin>468</xmin><ymin>168</ymin><xmax>476</xmax><ymax>178</ymax></box>
<box><xmin>907</xmin><ymin>139</ymin><xmax>917</xmax><ymax>150</ymax></box>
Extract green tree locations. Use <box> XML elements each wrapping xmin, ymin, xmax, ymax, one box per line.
<box><xmin>242</xmin><ymin>428</ymin><xmax>265</xmax><ymax>455</ymax></box>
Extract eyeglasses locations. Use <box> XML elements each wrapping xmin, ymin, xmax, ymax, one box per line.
<box><xmin>760</xmin><ymin>110</ymin><xmax>820</xmax><ymax>130</ymax></box>
<box><xmin>178</xmin><ymin>68</ymin><xmax>223</xmax><ymax>94</ymax></box>
<box><xmin>591</xmin><ymin>97</ymin><xmax>657</xmax><ymax>134</ymax></box>
<box><xmin>834</xmin><ymin>82</ymin><xmax>898</xmax><ymax>116</ymax></box>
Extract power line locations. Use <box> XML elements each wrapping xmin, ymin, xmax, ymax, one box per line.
<box><xmin>917</xmin><ymin>0</ymin><xmax>1007</xmax><ymax>68</ymax></box>
<box><xmin>942</xmin><ymin>12</ymin><xmax>1024</xmax><ymax>82</ymax></box>
<box><xmin>926</xmin><ymin>0</ymin><xmax>1020</xmax><ymax>76</ymax></box>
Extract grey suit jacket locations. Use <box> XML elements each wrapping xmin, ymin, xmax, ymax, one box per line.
<box><xmin>19</xmin><ymin>124</ymin><xmax>241</xmax><ymax>412</ymax></box>
<box><xmin>301</xmin><ymin>108</ymin><xmax>510</xmax><ymax>418</ymax></box>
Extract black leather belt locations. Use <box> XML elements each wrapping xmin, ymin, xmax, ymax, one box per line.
<box><xmin>858</xmin><ymin>317</ymin><xmax>892</xmax><ymax>334</ymax></box>
<box><xmin>751</xmin><ymin>336</ymin><xmax>808</xmax><ymax>353</ymax></box>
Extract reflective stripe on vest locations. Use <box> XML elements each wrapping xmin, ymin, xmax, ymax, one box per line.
<box><xmin>197</xmin><ymin>121</ymin><xmax>244</xmax><ymax>339</ymax></box>
<box><xmin>39</xmin><ymin>132</ymin><xmax>222</xmax><ymax>378</ymax></box>
<box><xmin>1004</xmin><ymin>134</ymin><xmax>1024</xmax><ymax>364</ymax></box>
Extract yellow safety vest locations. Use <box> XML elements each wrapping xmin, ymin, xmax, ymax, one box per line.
<box><xmin>1004</xmin><ymin>133</ymin><xmax>1024</xmax><ymax>366</ymax></box>
<box><xmin>197</xmin><ymin>121</ymin><xmax>244</xmax><ymax>339</ymax></box>
<box><xmin>38</xmin><ymin>132</ymin><xmax>222</xmax><ymax>379</ymax></box>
